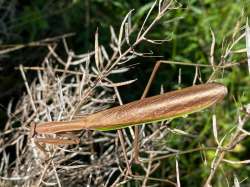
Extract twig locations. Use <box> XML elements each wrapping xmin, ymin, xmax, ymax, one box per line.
<box><xmin>142</xmin><ymin>153</ymin><xmax>154</xmax><ymax>187</ymax></box>
<box><xmin>19</xmin><ymin>65</ymin><xmax>37</xmax><ymax>116</ymax></box>
<box><xmin>209</xmin><ymin>28</ymin><xmax>216</xmax><ymax>71</ymax></box>
<box><xmin>176</xmin><ymin>157</ymin><xmax>181</xmax><ymax>187</ymax></box>
<box><xmin>203</xmin><ymin>115</ymin><xmax>249</xmax><ymax>186</ymax></box>
<box><xmin>0</xmin><ymin>33</ymin><xmax>75</xmax><ymax>55</ymax></box>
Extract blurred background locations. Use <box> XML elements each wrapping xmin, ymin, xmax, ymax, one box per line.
<box><xmin>1</xmin><ymin>0</ymin><xmax>248</xmax><ymax>119</ymax></box>
<box><xmin>0</xmin><ymin>0</ymin><xmax>249</xmax><ymax>111</ymax></box>
<box><xmin>0</xmin><ymin>0</ymin><xmax>250</xmax><ymax>186</ymax></box>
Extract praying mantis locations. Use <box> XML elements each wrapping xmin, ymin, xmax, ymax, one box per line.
<box><xmin>30</xmin><ymin>61</ymin><xmax>228</xmax><ymax>165</ymax></box>
<box><xmin>33</xmin><ymin>82</ymin><xmax>227</xmax><ymax>134</ymax></box>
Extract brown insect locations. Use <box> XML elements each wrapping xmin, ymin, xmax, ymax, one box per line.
<box><xmin>31</xmin><ymin>83</ymin><xmax>227</xmax><ymax>145</ymax></box>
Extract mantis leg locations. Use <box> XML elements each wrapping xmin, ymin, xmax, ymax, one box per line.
<box><xmin>133</xmin><ymin>60</ymin><xmax>163</xmax><ymax>163</ymax></box>
<box><xmin>35</xmin><ymin>137</ymin><xmax>80</xmax><ymax>145</ymax></box>
<box><xmin>32</xmin><ymin>132</ymin><xmax>80</xmax><ymax>158</ymax></box>
<box><xmin>31</xmin><ymin>123</ymin><xmax>80</xmax><ymax>145</ymax></box>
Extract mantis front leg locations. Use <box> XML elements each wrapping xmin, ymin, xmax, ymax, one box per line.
<box><xmin>34</xmin><ymin>136</ymin><xmax>80</xmax><ymax>145</ymax></box>
<box><xmin>31</xmin><ymin>123</ymin><xmax>80</xmax><ymax>144</ymax></box>
<box><xmin>30</xmin><ymin>123</ymin><xmax>80</xmax><ymax>158</ymax></box>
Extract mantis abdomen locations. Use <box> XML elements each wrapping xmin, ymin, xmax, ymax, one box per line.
<box><xmin>35</xmin><ymin>83</ymin><xmax>227</xmax><ymax>134</ymax></box>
